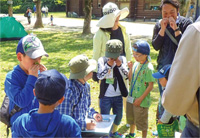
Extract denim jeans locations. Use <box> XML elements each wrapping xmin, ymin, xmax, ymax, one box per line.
<box><xmin>100</xmin><ymin>96</ymin><xmax>123</xmax><ymax>125</ymax></box>
<box><xmin>181</xmin><ymin>119</ymin><xmax>199</xmax><ymax>137</ymax></box>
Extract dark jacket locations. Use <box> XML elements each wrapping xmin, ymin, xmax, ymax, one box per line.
<box><xmin>152</xmin><ymin>16</ymin><xmax>192</xmax><ymax>69</ymax></box>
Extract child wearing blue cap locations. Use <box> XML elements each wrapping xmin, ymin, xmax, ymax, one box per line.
<box><xmin>152</xmin><ymin>64</ymin><xmax>174</xmax><ymax>123</ymax></box>
<box><xmin>4</xmin><ymin>34</ymin><xmax>48</xmax><ymax>127</ymax></box>
<box><xmin>152</xmin><ymin>64</ymin><xmax>178</xmax><ymax>137</ymax></box>
<box><xmin>12</xmin><ymin>69</ymin><xmax>81</xmax><ymax>137</ymax></box>
<box><xmin>126</xmin><ymin>40</ymin><xmax>155</xmax><ymax>138</ymax></box>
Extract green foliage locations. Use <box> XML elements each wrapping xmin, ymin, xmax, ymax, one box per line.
<box><xmin>12</xmin><ymin>5</ymin><xmax>22</xmax><ymax>12</ymax></box>
<box><xmin>0</xmin><ymin>0</ymin><xmax>66</xmax><ymax>14</ymax></box>
<box><xmin>54</xmin><ymin>0</ymin><xmax>65</xmax><ymax>6</ymax></box>
<box><xmin>0</xmin><ymin>30</ymin><xmax>159</xmax><ymax>138</ymax></box>
<box><xmin>0</xmin><ymin>0</ymin><xmax>8</xmax><ymax>13</ymax></box>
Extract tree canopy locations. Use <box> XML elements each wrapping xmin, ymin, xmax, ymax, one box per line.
<box><xmin>0</xmin><ymin>0</ymin><xmax>65</xmax><ymax>14</ymax></box>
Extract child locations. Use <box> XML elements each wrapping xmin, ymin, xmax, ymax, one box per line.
<box><xmin>97</xmin><ymin>39</ymin><xmax>129</xmax><ymax>138</ymax></box>
<box><xmin>4</xmin><ymin>34</ymin><xmax>48</xmax><ymax>127</ymax></box>
<box><xmin>26</xmin><ymin>8</ymin><xmax>32</xmax><ymax>24</ymax></box>
<box><xmin>126</xmin><ymin>40</ymin><xmax>155</xmax><ymax>138</ymax></box>
<box><xmin>57</xmin><ymin>55</ymin><xmax>102</xmax><ymax>132</ymax></box>
<box><xmin>12</xmin><ymin>69</ymin><xmax>81</xmax><ymax>137</ymax></box>
<box><xmin>50</xmin><ymin>15</ymin><xmax>53</xmax><ymax>26</ymax></box>
<box><xmin>152</xmin><ymin>64</ymin><xmax>178</xmax><ymax>136</ymax></box>
<box><xmin>152</xmin><ymin>64</ymin><xmax>174</xmax><ymax>124</ymax></box>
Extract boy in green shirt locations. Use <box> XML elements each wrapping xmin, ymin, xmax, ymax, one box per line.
<box><xmin>126</xmin><ymin>40</ymin><xmax>155</xmax><ymax>138</ymax></box>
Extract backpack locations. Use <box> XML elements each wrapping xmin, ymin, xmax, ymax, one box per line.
<box><xmin>24</xmin><ymin>12</ymin><xmax>28</xmax><ymax>17</ymax></box>
<box><xmin>0</xmin><ymin>95</ymin><xmax>22</xmax><ymax>136</ymax></box>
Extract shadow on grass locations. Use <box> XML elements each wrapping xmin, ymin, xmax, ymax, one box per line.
<box><xmin>118</xmin><ymin>124</ymin><xmax>130</xmax><ymax>134</ymax></box>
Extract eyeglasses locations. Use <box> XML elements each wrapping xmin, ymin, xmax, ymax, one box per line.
<box><xmin>133</xmin><ymin>54</ymin><xmax>143</xmax><ymax>57</ymax></box>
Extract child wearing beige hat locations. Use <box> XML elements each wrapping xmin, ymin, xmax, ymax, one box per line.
<box><xmin>57</xmin><ymin>55</ymin><xmax>102</xmax><ymax>135</ymax></box>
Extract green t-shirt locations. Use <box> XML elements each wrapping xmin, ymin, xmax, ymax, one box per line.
<box><xmin>129</xmin><ymin>62</ymin><xmax>155</xmax><ymax>108</ymax></box>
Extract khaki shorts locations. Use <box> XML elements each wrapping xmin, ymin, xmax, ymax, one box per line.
<box><xmin>126</xmin><ymin>102</ymin><xmax>149</xmax><ymax>131</ymax></box>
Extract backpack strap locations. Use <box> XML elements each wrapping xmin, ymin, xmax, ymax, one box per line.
<box><xmin>165</xmin><ymin>28</ymin><xmax>178</xmax><ymax>45</ymax></box>
<box><xmin>9</xmin><ymin>105</ymin><xmax>22</xmax><ymax>118</ymax></box>
<box><xmin>158</xmin><ymin>19</ymin><xmax>179</xmax><ymax>46</ymax></box>
<box><xmin>7</xmin><ymin>100</ymin><xmax>22</xmax><ymax>137</ymax></box>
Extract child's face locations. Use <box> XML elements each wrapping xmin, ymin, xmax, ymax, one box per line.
<box><xmin>159</xmin><ymin>77</ymin><xmax>167</xmax><ymax>87</ymax></box>
<box><xmin>132</xmin><ymin>51</ymin><xmax>147</xmax><ymax>63</ymax></box>
<box><xmin>18</xmin><ymin>53</ymin><xmax>42</xmax><ymax>74</ymax></box>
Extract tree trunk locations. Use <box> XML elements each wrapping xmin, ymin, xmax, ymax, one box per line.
<box><xmin>82</xmin><ymin>0</ymin><xmax>92</xmax><ymax>35</ymax></box>
<box><xmin>34</xmin><ymin>0</ymin><xmax>44</xmax><ymax>28</ymax></box>
<box><xmin>66</xmin><ymin>0</ymin><xmax>69</xmax><ymax>17</ymax></box>
<box><xmin>8</xmin><ymin>5</ymin><xmax>13</xmax><ymax>17</ymax></box>
<box><xmin>8</xmin><ymin>0</ymin><xmax>13</xmax><ymax>17</ymax></box>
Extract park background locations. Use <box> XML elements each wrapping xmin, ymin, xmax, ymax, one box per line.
<box><xmin>0</xmin><ymin>14</ymin><xmax>159</xmax><ymax>138</ymax></box>
<box><xmin>2</xmin><ymin>0</ymin><xmax>198</xmax><ymax>137</ymax></box>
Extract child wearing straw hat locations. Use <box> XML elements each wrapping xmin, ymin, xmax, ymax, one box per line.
<box><xmin>57</xmin><ymin>55</ymin><xmax>102</xmax><ymax>133</ymax></box>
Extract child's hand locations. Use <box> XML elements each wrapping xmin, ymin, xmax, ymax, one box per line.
<box><xmin>133</xmin><ymin>97</ymin><xmax>142</xmax><ymax>107</ymax></box>
<box><xmin>128</xmin><ymin>61</ymin><xmax>133</xmax><ymax>69</ymax></box>
<box><xmin>39</xmin><ymin>64</ymin><xmax>47</xmax><ymax>72</ymax></box>
<box><xmin>157</xmin><ymin>119</ymin><xmax>163</xmax><ymax>124</ymax></box>
<box><xmin>29</xmin><ymin>65</ymin><xmax>40</xmax><ymax>77</ymax></box>
<box><xmin>115</xmin><ymin>58</ymin><xmax>122</xmax><ymax>67</ymax></box>
<box><xmin>107</xmin><ymin>58</ymin><xmax>115</xmax><ymax>66</ymax></box>
<box><xmin>93</xmin><ymin>113</ymin><xmax>102</xmax><ymax>122</ymax></box>
<box><xmin>86</xmin><ymin>120</ymin><xmax>96</xmax><ymax>130</ymax></box>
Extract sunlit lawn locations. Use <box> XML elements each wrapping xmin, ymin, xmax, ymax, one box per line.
<box><xmin>15</xmin><ymin>12</ymin><xmax>84</xmax><ymax>19</ymax></box>
<box><xmin>0</xmin><ymin>30</ymin><xmax>159</xmax><ymax>138</ymax></box>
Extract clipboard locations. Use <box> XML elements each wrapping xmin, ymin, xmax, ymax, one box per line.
<box><xmin>82</xmin><ymin>114</ymin><xmax>116</xmax><ymax>135</ymax></box>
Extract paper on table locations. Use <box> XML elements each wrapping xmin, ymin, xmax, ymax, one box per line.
<box><xmin>82</xmin><ymin>114</ymin><xmax>116</xmax><ymax>133</ymax></box>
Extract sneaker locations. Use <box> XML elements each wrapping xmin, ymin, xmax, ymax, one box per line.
<box><xmin>110</xmin><ymin>132</ymin><xmax>125</xmax><ymax>138</ymax></box>
<box><xmin>152</xmin><ymin>130</ymin><xmax>158</xmax><ymax>136</ymax></box>
<box><xmin>125</xmin><ymin>133</ymin><xmax>135</xmax><ymax>138</ymax></box>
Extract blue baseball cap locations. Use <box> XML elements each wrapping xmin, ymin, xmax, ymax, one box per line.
<box><xmin>16</xmin><ymin>34</ymin><xmax>49</xmax><ymax>59</ymax></box>
<box><xmin>35</xmin><ymin>69</ymin><xmax>66</xmax><ymax>105</ymax></box>
<box><xmin>132</xmin><ymin>40</ymin><xmax>150</xmax><ymax>55</ymax></box>
<box><xmin>152</xmin><ymin>64</ymin><xmax>171</xmax><ymax>79</ymax></box>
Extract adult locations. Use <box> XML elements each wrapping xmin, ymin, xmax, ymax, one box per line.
<box><xmin>41</xmin><ymin>6</ymin><xmax>45</xmax><ymax>18</ymax></box>
<box><xmin>33</xmin><ymin>5</ymin><xmax>36</xmax><ymax>18</ymax></box>
<box><xmin>45</xmin><ymin>6</ymin><xmax>48</xmax><ymax>18</ymax></box>
<box><xmin>93</xmin><ymin>2</ymin><xmax>132</xmax><ymax>78</ymax></box>
<box><xmin>92</xmin><ymin>2</ymin><xmax>132</xmax><ymax>129</ymax></box>
<box><xmin>152</xmin><ymin>0</ymin><xmax>192</xmax><ymax>96</ymax></box>
<box><xmin>162</xmin><ymin>17</ymin><xmax>200</xmax><ymax>137</ymax></box>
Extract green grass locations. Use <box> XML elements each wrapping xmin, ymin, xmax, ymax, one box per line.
<box><xmin>0</xmin><ymin>30</ymin><xmax>159</xmax><ymax>138</ymax></box>
<box><xmin>15</xmin><ymin>12</ymin><xmax>79</xmax><ymax>19</ymax></box>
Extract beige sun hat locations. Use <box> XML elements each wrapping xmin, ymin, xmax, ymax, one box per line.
<box><xmin>68</xmin><ymin>55</ymin><xmax>97</xmax><ymax>79</ymax></box>
<box><xmin>96</xmin><ymin>2</ymin><xmax>129</xmax><ymax>28</ymax></box>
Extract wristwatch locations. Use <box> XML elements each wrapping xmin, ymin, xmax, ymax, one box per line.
<box><xmin>174</xmin><ymin>27</ymin><xmax>180</xmax><ymax>32</ymax></box>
